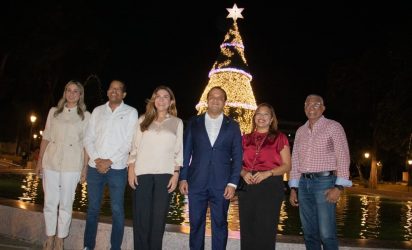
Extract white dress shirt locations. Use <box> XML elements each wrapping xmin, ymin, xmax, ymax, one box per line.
<box><xmin>205</xmin><ymin>112</ymin><xmax>223</xmax><ymax>146</ymax></box>
<box><xmin>84</xmin><ymin>101</ymin><xmax>138</xmax><ymax>169</ymax></box>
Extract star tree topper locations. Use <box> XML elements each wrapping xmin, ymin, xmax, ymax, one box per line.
<box><xmin>227</xmin><ymin>4</ymin><xmax>244</xmax><ymax>21</ymax></box>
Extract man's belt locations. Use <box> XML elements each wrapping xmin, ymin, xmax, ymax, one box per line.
<box><xmin>301</xmin><ymin>170</ymin><xmax>335</xmax><ymax>179</ymax></box>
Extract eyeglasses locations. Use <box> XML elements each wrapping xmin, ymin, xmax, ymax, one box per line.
<box><xmin>304</xmin><ymin>102</ymin><xmax>323</xmax><ymax>109</ymax></box>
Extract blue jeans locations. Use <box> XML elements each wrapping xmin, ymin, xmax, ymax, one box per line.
<box><xmin>84</xmin><ymin>166</ymin><xmax>127</xmax><ymax>250</ymax></box>
<box><xmin>298</xmin><ymin>175</ymin><xmax>338</xmax><ymax>250</ymax></box>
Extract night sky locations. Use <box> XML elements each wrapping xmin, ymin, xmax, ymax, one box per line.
<box><xmin>88</xmin><ymin>1</ymin><xmax>412</xmax><ymax>122</ymax></box>
<box><xmin>1</xmin><ymin>1</ymin><xmax>412</xmax><ymax>147</ymax></box>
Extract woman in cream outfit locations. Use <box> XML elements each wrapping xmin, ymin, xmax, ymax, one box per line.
<box><xmin>128</xmin><ymin>85</ymin><xmax>183</xmax><ymax>250</ymax></box>
<box><xmin>35</xmin><ymin>80</ymin><xmax>90</xmax><ymax>250</ymax></box>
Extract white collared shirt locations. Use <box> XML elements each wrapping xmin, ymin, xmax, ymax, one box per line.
<box><xmin>205</xmin><ymin>112</ymin><xmax>223</xmax><ymax>146</ymax></box>
<box><xmin>84</xmin><ymin>101</ymin><xmax>138</xmax><ymax>169</ymax></box>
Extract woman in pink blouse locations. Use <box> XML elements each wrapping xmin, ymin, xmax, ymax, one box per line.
<box><xmin>127</xmin><ymin>85</ymin><xmax>183</xmax><ymax>250</ymax></box>
<box><xmin>238</xmin><ymin>103</ymin><xmax>291</xmax><ymax>250</ymax></box>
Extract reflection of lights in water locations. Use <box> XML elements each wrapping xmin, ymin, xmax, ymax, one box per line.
<box><xmin>78</xmin><ymin>182</ymin><xmax>88</xmax><ymax>210</ymax></box>
<box><xmin>177</xmin><ymin>195</ymin><xmax>241</xmax><ymax>232</ymax></box>
<box><xmin>167</xmin><ymin>192</ymin><xmax>185</xmax><ymax>225</ymax></box>
<box><xmin>18</xmin><ymin>203</ymin><xmax>27</xmax><ymax>209</ymax></box>
<box><xmin>228</xmin><ymin>197</ymin><xmax>239</xmax><ymax>231</ymax></box>
<box><xmin>278</xmin><ymin>201</ymin><xmax>287</xmax><ymax>233</ymax></box>
<box><xmin>181</xmin><ymin>195</ymin><xmax>190</xmax><ymax>228</ymax></box>
<box><xmin>2</xmin><ymin>173</ymin><xmax>411</xmax><ymax>242</ymax></box>
<box><xmin>336</xmin><ymin>193</ymin><xmax>348</xmax><ymax>238</ymax></box>
<box><xmin>401</xmin><ymin>201</ymin><xmax>412</xmax><ymax>240</ymax></box>
<box><xmin>18</xmin><ymin>173</ymin><xmax>40</xmax><ymax>203</ymax></box>
<box><xmin>359</xmin><ymin>195</ymin><xmax>381</xmax><ymax>239</ymax></box>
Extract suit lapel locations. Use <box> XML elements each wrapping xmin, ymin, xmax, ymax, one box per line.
<box><xmin>213</xmin><ymin>115</ymin><xmax>230</xmax><ymax>146</ymax></box>
<box><xmin>197</xmin><ymin>114</ymin><xmax>212</xmax><ymax>147</ymax></box>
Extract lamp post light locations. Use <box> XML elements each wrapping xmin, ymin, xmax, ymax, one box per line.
<box><xmin>28</xmin><ymin>115</ymin><xmax>37</xmax><ymax>154</ymax></box>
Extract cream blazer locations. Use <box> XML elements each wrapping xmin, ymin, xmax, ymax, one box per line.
<box><xmin>42</xmin><ymin>106</ymin><xmax>90</xmax><ymax>172</ymax></box>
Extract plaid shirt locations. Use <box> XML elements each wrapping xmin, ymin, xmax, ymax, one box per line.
<box><xmin>289</xmin><ymin>116</ymin><xmax>352</xmax><ymax>187</ymax></box>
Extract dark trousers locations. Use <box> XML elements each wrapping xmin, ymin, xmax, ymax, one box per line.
<box><xmin>188</xmin><ymin>187</ymin><xmax>230</xmax><ymax>250</ymax></box>
<box><xmin>238</xmin><ymin>175</ymin><xmax>284</xmax><ymax>250</ymax></box>
<box><xmin>84</xmin><ymin>167</ymin><xmax>127</xmax><ymax>250</ymax></box>
<box><xmin>132</xmin><ymin>174</ymin><xmax>172</xmax><ymax>250</ymax></box>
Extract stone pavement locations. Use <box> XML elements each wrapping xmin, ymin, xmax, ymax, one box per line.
<box><xmin>347</xmin><ymin>180</ymin><xmax>412</xmax><ymax>200</ymax></box>
<box><xmin>0</xmin><ymin>234</ymin><xmax>41</xmax><ymax>250</ymax></box>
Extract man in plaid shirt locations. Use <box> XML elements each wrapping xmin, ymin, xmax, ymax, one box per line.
<box><xmin>289</xmin><ymin>94</ymin><xmax>351</xmax><ymax>250</ymax></box>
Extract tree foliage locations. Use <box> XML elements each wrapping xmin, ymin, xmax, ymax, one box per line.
<box><xmin>327</xmin><ymin>30</ymin><xmax>412</xmax><ymax>180</ymax></box>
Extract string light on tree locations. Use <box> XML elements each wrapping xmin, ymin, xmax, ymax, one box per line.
<box><xmin>196</xmin><ymin>3</ymin><xmax>257</xmax><ymax>133</ymax></box>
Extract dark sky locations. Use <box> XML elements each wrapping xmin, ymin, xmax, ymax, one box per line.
<box><xmin>2</xmin><ymin>1</ymin><xmax>412</xmax><ymax>123</ymax></box>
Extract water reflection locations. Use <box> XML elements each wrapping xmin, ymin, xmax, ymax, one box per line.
<box><xmin>73</xmin><ymin>183</ymin><xmax>88</xmax><ymax>212</ymax></box>
<box><xmin>1</xmin><ymin>172</ymin><xmax>412</xmax><ymax>241</ymax></box>
<box><xmin>360</xmin><ymin>195</ymin><xmax>381</xmax><ymax>239</ymax></box>
<box><xmin>19</xmin><ymin>173</ymin><xmax>40</xmax><ymax>202</ymax></box>
<box><xmin>401</xmin><ymin>201</ymin><xmax>412</xmax><ymax>241</ymax></box>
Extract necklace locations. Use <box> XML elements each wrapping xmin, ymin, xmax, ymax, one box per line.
<box><xmin>254</xmin><ymin>133</ymin><xmax>267</xmax><ymax>154</ymax></box>
<box><xmin>252</xmin><ymin>133</ymin><xmax>268</xmax><ymax>170</ymax></box>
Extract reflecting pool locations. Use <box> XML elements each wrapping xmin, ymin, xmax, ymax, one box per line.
<box><xmin>1</xmin><ymin>173</ymin><xmax>411</xmax><ymax>241</ymax></box>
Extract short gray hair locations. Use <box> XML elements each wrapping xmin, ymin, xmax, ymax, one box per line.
<box><xmin>306</xmin><ymin>94</ymin><xmax>324</xmax><ymax>105</ymax></box>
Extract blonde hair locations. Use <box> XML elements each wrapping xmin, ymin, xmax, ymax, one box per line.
<box><xmin>140</xmin><ymin>85</ymin><xmax>177</xmax><ymax>132</ymax></box>
<box><xmin>250</xmin><ymin>103</ymin><xmax>279</xmax><ymax>137</ymax></box>
<box><xmin>54</xmin><ymin>80</ymin><xmax>87</xmax><ymax>120</ymax></box>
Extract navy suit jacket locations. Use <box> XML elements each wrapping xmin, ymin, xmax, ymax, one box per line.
<box><xmin>180</xmin><ymin>114</ymin><xmax>242</xmax><ymax>191</ymax></box>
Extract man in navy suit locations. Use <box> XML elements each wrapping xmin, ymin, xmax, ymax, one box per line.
<box><xmin>179</xmin><ymin>86</ymin><xmax>242</xmax><ymax>250</ymax></box>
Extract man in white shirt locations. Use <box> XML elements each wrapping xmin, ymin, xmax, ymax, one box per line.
<box><xmin>179</xmin><ymin>86</ymin><xmax>242</xmax><ymax>250</ymax></box>
<box><xmin>83</xmin><ymin>80</ymin><xmax>138</xmax><ymax>250</ymax></box>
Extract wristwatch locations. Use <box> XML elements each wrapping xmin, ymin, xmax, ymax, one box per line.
<box><xmin>334</xmin><ymin>184</ymin><xmax>344</xmax><ymax>191</ymax></box>
<box><xmin>290</xmin><ymin>187</ymin><xmax>298</xmax><ymax>192</ymax></box>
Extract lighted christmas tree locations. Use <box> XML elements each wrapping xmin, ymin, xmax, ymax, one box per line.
<box><xmin>196</xmin><ymin>4</ymin><xmax>257</xmax><ymax>133</ymax></box>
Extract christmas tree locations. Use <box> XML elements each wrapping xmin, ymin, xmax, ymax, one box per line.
<box><xmin>196</xmin><ymin>4</ymin><xmax>257</xmax><ymax>133</ymax></box>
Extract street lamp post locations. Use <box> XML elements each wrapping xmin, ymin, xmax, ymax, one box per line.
<box><xmin>364</xmin><ymin>151</ymin><xmax>378</xmax><ymax>189</ymax></box>
<box><xmin>28</xmin><ymin>115</ymin><xmax>37</xmax><ymax>155</ymax></box>
<box><xmin>407</xmin><ymin>133</ymin><xmax>412</xmax><ymax>187</ymax></box>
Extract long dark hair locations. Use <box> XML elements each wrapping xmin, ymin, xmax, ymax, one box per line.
<box><xmin>250</xmin><ymin>103</ymin><xmax>279</xmax><ymax>138</ymax></box>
